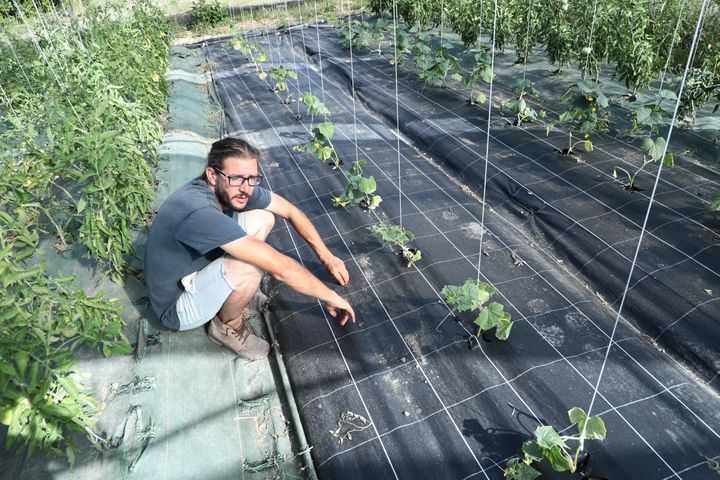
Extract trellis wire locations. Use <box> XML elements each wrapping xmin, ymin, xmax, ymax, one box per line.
<box><xmin>283</xmin><ymin>2</ymin><xmax>303</xmax><ymax>119</ymax></box>
<box><xmin>11</xmin><ymin>0</ymin><xmax>83</xmax><ymax>121</ymax></box>
<box><xmin>347</xmin><ymin>9</ymin><xmax>360</xmax><ymax>164</ymax></box>
<box><xmin>582</xmin><ymin>0</ymin><xmax>711</xmax><ymax>449</ymax></box>
<box><xmin>312</xmin><ymin>0</ymin><xmax>328</xmax><ymax>115</ymax></box>
<box><xmin>476</xmin><ymin>0</ymin><xmax>498</xmax><ymax>280</ymax></box>
<box><xmin>0</xmin><ymin>83</ymin><xmax>18</xmax><ymax>120</ymax></box>
<box><xmin>581</xmin><ymin>0</ymin><xmax>600</xmax><ymax>81</ymax></box>
<box><xmin>391</xmin><ymin>0</ymin><xmax>402</xmax><ymax>228</ymax></box>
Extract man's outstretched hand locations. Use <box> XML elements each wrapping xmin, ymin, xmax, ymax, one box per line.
<box><xmin>322</xmin><ymin>254</ymin><xmax>350</xmax><ymax>286</ymax></box>
<box><xmin>325</xmin><ymin>294</ymin><xmax>356</xmax><ymax>326</ymax></box>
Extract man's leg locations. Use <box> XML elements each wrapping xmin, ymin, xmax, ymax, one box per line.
<box><xmin>218</xmin><ymin>209</ymin><xmax>275</xmax><ymax>326</ymax></box>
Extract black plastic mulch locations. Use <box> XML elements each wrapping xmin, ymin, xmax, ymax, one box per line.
<box><xmin>202</xmin><ymin>24</ymin><xmax>720</xmax><ymax>480</ymax></box>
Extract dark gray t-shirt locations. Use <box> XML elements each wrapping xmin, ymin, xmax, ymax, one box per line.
<box><xmin>144</xmin><ymin>177</ymin><xmax>271</xmax><ymax>329</ymax></box>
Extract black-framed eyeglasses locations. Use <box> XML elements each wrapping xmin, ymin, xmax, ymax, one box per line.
<box><xmin>214</xmin><ymin>168</ymin><xmax>263</xmax><ymax>187</ymax></box>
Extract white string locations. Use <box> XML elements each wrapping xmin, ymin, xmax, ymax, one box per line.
<box><xmin>312</xmin><ymin>0</ymin><xmax>327</xmax><ymax>113</ymax></box>
<box><xmin>284</xmin><ymin>2</ymin><xmax>302</xmax><ymax>118</ymax></box>
<box><xmin>0</xmin><ymin>83</ymin><xmax>18</xmax><ymax>120</ymax></box>
<box><xmin>520</xmin><ymin>0</ymin><xmax>532</xmax><ymax>85</ymax></box>
<box><xmin>583</xmin><ymin>0</ymin><xmax>710</xmax><ymax>440</ymax></box>
<box><xmin>391</xmin><ymin>0</ymin><xmax>402</xmax><ymax>228</ymax></box>
<box><xmin>476</xmin><ymin>0</ymin><xmax>497</xmax><ymax>280</ymax></box>
<box><xmin>582</xmin><ymin>0</ymin><xmax>600</xmax><ymax>81</ymax></box>
<box><xmin>659</xmin><ymin>2</ymin><xmax>685</xmax><ymax>92</ymax></box>
<box><xmin>296</xmin><ymin>2</ymin><xmax>313</xmax><ymax>98</ymax></box>
<box><xmin>11</xmin><ymin>0</ymin><xmax>82</xmax><ymax>122</ymax></box>
<box><xmin>1</xmin><ymin>27</ymin><xmax>35</xmax><ymax>93</ymax></box>
<box><xmin>347</xmin><ymin>10</ymin><xmax>360</xmax><ymax>163</ymax></box>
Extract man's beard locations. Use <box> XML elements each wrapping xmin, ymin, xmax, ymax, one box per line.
<box><xmin>214</xmin><ymin>184</ymin><xmax>249</xmax><ymax>211</ymax></box>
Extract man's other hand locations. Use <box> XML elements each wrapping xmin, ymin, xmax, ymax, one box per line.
<box><xmin>325</xmin><ymin>294</ymin><xmax>355</xmax><ymax>326</ymax></box>
<box><xmin>323</xmin><ymin>254</ymin><xmax>350</xmax><ymax>286</ymax></box>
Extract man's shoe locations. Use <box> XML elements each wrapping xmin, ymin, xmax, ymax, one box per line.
<box><xmin>244</xmin><ymin>290</ymin><xmax>268</xmax><ymax>314</ymax></box>
<box><xmin>207</xmin><ymin>316</ymin><xmax>270</xmax><ymax>360</ymax></box>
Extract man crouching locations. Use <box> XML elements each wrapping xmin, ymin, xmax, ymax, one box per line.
<box><xmin>144</xmin><ymin>137</ymin><xmax>355</xmax><ymax>359</ymax></box>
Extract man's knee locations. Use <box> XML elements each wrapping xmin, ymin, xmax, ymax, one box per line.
<box><xmin>223</xmin><ymin>253</ymin><xmax>263</xmax><ymax>287</ymax></box>
<box><xmin>246</xmin><ymin>209</ymin><xmax>275</xmax><ymax>240</ymax></box>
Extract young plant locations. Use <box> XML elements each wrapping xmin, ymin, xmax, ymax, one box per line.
<box><xmin>268</xmin><ymin>65</ymin><xmax>297</xmax><ymax>92</ymax></box>
<box><xmin>367</xmin><ymin>223</ymin><xmax>422</xmax><ymax>267</ymax></box>
<box><xmin>441</xmin><ymin>279</ymin><xmax>512</xmax><ymax>341</ymax></box>
<box><xmin>412</xmin><ymin>33</ymin><xmax>463</xmax><ymax>88</ymax></box>
<box><xmin>621</xmin><ymin>89</ymin><xmax>677</xmax><ymax>139</ymax></box>
<box><xmin>333</xmin><ymin>160</ymin><xmax>382</xmax><ymax>210</ymax></box>
<box><xmin>613</xmin><ymin>136</ymin><xmax>674</xmax><ymax>191</ymax></box>
<box><xmin>547</xmin><ymin>80</ymin><xmax>609</xmax><ymax>156</ymax></box>
<box><xmin>231</xmin><ymin>36</ymin><xmax>257</xmax><ymax>57</ymax></box>
<box><xmin>464</xmin><ymin>49</ymin><xmax>493</xmax><ymax>105</ymax></box>
<box><xmin>337</xmin><ymin>19</ymin><xmax>379</xmax><ymax>50</ymax></box>
<box><xmin>504</xmin><ymin>407</ymin><xmax>607</xmax><ymax>480</ymax></box>
<box><xmin>301</xmin><ymin>92</ymin><xmax>330</xmax><ymax>123</ymax></box>
<box><xmin>500</xmin><ymin>79</ymin><xmax>545</xmax><ymax>126</ymax></box>
<box><xmin>293</xmin><ymin>122</ymin><xmax>341</xmax><ymax>168</ymax></box>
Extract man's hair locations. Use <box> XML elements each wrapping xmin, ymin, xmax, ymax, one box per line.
<box><xmin>202</xmin><ymin>137</ymin><xmax>260</xmax><ymax>180</ymax></box>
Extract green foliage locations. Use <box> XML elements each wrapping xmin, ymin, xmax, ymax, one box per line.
<box><xmin>464</xmin><ymin>49</ymin><xmax>492</xmax><ymax>104</ymax></box>
<box><xmin>302</xmin><ymin>93</ymin><xmax>330</xmax><ymax>120</ymax></box>
<box><xmin>441</xmin><ymin>279</ymin><xmax>513</xmax><ymax>340</ymax></box>
<box><xmin>338</xmin><ymin>19</ymin><xmax>382</xmax><ymax>50</ymax></box>
<box><xmin>294</xmin><ymin>122</ymin><xmax>342</xmax><ymax>168</ymax></box>
<box><xmin>504</xmin><ymin>407</ymin><xmax>607</xmax><ymax>479</ymax></box>
<box><xmin>268</xmin><ymin>65</ymin><xmax>297</xmax><ymax>92</ymax></box>
<box><xmin>189</xmin><ymin>0</ymin><xmax>228</xmax><ymax>30</ymax></box>
<box><xmin>231</xmin><ymin>36</ymin><xmax>258</xmax><ymax>57</ymax></box>
<box><xmin>0</xmin><ymin>1</ymin><xmax>167</xmax><ymax>463</ymax></box>
<box><xmin>368</xmin><ymin>223</ymin><xmax>422</xmax><ymax>267</ymax></box>
<box><xmin>547</xmin><ymin>80</ymin><xmax>609</xmax><ymax>154</ymax></box>
<box><xmin>711</xmin><ymin>193</ymin><xmax>720</xmax><ymax>212</ymax></box>
<box><xmin>613</xmin><ymin>136</ymin><xmax>674</xmax><ymax>190</ymax></box>
<box><xmin>677</xmin><ymin>68</ymin><xmax>720</xmax><ymax>125</ymax></box>
<box><xmin>501</xmin><ymin>79</ymin><xmax>545</xmax><ymax>126</ymax></box>
<box><xmin>412</xmin><ymin>37</ymin><xmax>463</xmax><ymax>88</ymax></box>
<box><xmin>333</xmin><ymin>160</ymin><xmax>382</xmax><ymax>210</ymax></box>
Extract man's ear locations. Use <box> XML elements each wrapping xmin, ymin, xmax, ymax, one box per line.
<box><xmin>205</xmin><ymin>167</ymin><xmax>217</xmax><ymax>186</ymax></box>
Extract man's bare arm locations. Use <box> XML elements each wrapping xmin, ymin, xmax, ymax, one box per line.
<box><xmin>221</xmin><ymin>235</ymin><xmax>355</xmax><ymax>325</ymax></box>
<box><xmin>265</xmin><ymin>192</ymin><xmax>349</xmax><ymax>285</ymax></box>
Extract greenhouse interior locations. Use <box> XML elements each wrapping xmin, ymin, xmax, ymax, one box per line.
<box><xmin>1</xmin><ymin>0</ymin><xmax>720</xmax><ymax>479</ymax></box>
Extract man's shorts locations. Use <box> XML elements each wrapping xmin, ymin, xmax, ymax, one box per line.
<box><xmin>174</xmin><ymin>212</ymin><xmax>247</xmax><ymax>331</ymax></box>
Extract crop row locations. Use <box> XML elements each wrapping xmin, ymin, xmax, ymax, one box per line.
<box><xmin>0</xmin><ymin>1</ymin><xmax>169</xmax><ymax>464</ymax></box>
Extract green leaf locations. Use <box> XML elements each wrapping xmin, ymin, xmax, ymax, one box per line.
<box><xmin>636</xmin><ymin>106</ymin><xmax>652</xmax><ymax>124</ymax></box>
<box><xmin>521</xmin><ymin>440</ymin><xmax>544</xmax><ymax>462</ymax></box>
<box><xmin>545</xmin><ymin>445</ymin><xmax>573</xmax><ymax>472</ymax></box>
<box><xmin>663</xmin><ymin>152</ymin><xmax>674</xmax><ymax>167</ymax></box>
<box><xmin>317</xmin><ymin>122</ymin><xmax>335</xmax><ymax>140</ymax></box>
<box><xmin>568</xmin><ymin>407</ymin><xmax>587</xmax><ymax>426</ymax></box>
<box><xmin>583</xmin><ymin>415</ymin><xmax>607</xmax><ymax>440</ymax></box>
<box><xmin>659</xmin><ymin>89</ymin><xmax>677</xmax><ymax>100</ymax></box>
<box><xmin>504</xmin><ymin>457</ymin><xmax>541</xmax><ymax>480</ymax></box>
<box><xmin>710</xmin><ymin>193</ymin><xmax>720</xmax><ymax>212</ymax></box>
<box><xmin>642</xmin><ymin>136</ymin><xmax>666</xmax><ymax>162</ymax></box>
<box><xmin>495</xmin><ymin>312</ymin><xmax>513</xmax><ymax>340</ymax></box>
<box><xmin>533</xmin><ymin>425</ymin><xmax>566</xmax><ymax>449</ymax></box>
<box><xmin>450</xmin><ymin>73</ymin><xmax>463</xmax><ymax>82</ymax></box>
<box><xmin>584</xmin><ymin>141</ymin><xmax>593</xmax><ymax>152</ymax></box>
